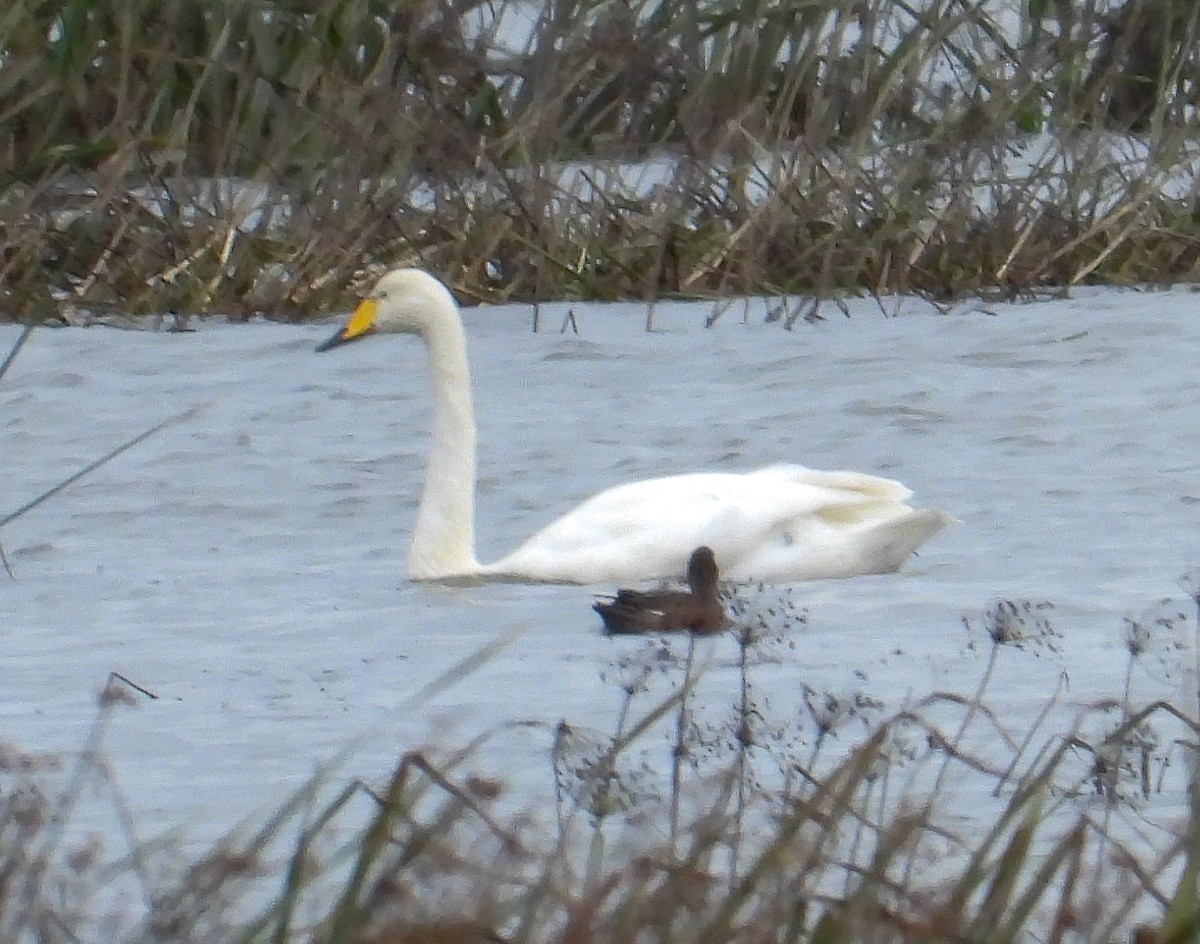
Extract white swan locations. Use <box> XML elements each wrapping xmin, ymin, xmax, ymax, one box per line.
<box><xmin>316</xmin><ymin>268</ymin><xmax>951</xmax><ymax>584</ymax></box>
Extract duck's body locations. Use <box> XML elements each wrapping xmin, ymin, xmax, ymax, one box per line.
<box><xmin>317</xmin><ymin>268</ymin><xmax>951</xmax><ymax>586</ymax></box>
<box><xmin>595</xmin><ymin>547</ymin><xmax>728</xmax><ymax>635</ymax></box>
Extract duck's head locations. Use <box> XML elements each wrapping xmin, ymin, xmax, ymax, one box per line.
<box><xmin>686</xmin><ymin>546</ymin><xmax>720</xmax><ymax>594</ymax></box>
<box><xmin>316</xmin><ymin>268</ymin><xmax>458</xmax><ymax>351</ymax></box>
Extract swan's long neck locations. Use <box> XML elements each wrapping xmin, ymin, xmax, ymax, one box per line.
<box><xmin>408</xmin><ymin>313</ymin><xmax>480</xmax><ymax>579</ymax></box>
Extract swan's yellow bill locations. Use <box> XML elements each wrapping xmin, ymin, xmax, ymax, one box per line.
<box><xmin>315</xmin><ymin>298</ymin><xmax>378</xmax><ymax>351</ymax></box>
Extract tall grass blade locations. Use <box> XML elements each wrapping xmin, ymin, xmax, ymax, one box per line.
<box><xmin>0</xmin><ymin>404</ymin><xmax>204</xmax><ymax>531</ymax></box>
<box><xmin>0</xmin><ymin>324</ymin><xmax>33</xmax><ymax>383</ymax></box>
<box><xmin>403</xmin><ymin>621</ymin><xmax>527</xmax><ymax>707</ymax></box>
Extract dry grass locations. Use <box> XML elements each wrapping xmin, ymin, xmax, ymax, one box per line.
<box><xmin>4</xmin><ymin>586</ymin><xmax>1200</xmax><ymax>943</ymax></box>
<box><xmin>3</xmin><ymin>0</ymin><xmax>1200</xmax><ymax>322</ymax></box>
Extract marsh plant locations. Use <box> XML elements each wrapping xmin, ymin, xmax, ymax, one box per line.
<box><xmin>7</xmin><ymin>581</ymin><xmax>1200</xmax><ymax>943</ymax></box>
<box><xmin>6</xmin><ymin>584</ymin><xmax>1200</xmax><ymax>941</ymax></box>
<box><xmin>5</xmin><ymin>0</ymin><xmax>1200</xmax><ymax>321</ymax></box>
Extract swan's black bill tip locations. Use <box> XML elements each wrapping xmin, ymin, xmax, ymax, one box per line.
<box><xmin>316</xmin><ymin>322</ymin><xmax>377</xmax><ymax>352</ymax></box>
<box><xmin>315</xmin><ymin>330</ymin><xmax>348</xmax><ymax>352</ymax></box>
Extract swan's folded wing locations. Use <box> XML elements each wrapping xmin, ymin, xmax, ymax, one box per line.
<box><xmin>731</xmin><ymin>506</ymin><xmax>952</xmax><ymax>581</ymax></box>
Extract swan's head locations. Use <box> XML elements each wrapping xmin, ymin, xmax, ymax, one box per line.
<box><xmin>686</xmin><ymin>546</ymin><xmax>720</xmax><ymax>594</ymax></box>
<box><xmin>316</xmin><ymin>269</ymin><xmax>458</xmax><ymax>352</ymax></box>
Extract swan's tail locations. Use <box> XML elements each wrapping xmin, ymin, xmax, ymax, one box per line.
<box><xmin>856</xmin><ymin>509</ymin><xmax>955</xmax><ymax>574</ymax></box>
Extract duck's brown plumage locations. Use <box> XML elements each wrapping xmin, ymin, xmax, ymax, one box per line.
<box><xmin>594</xmin><ymin>546</ymin><xmax>728</xmax><ymax>635</ymax></box>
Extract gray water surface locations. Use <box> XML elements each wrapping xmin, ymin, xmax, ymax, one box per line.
<box><xmin>3</xmin><ymin>286</ymin><xmax>1198</xmax><ymax>861</ymax></box>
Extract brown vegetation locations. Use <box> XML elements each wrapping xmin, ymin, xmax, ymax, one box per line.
<box><xmin>2</xmin><ymin>0</ymin><xmax>1200</xmax><ymax>322</ymax></box>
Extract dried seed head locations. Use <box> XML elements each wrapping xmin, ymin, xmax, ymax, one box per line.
<box><xmin>1121</xmin><ymin>598</ymin><xmax>1191</xmax><ymax>678</ymax></box>
<box><xmin>968</xmin><ymin>599</ymin><xmax>1060</xmax><ymax>653</ymax></box>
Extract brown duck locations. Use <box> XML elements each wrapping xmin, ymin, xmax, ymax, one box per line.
<box><xmin>594</xmin><ymin>546</ymin><xmax>728</xmax><ymax>635</ymax></box>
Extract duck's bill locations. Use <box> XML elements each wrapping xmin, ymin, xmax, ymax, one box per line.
<box><xmin>315</xmin><ymin>298</ymin><xmax>378</xmax><ymax>352</ymax></box>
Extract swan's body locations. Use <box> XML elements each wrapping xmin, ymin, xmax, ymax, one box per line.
<box><xmin>317</xmin><ymin>268</ymin><xmax>951</xmax><ymax>585</ymax></box>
